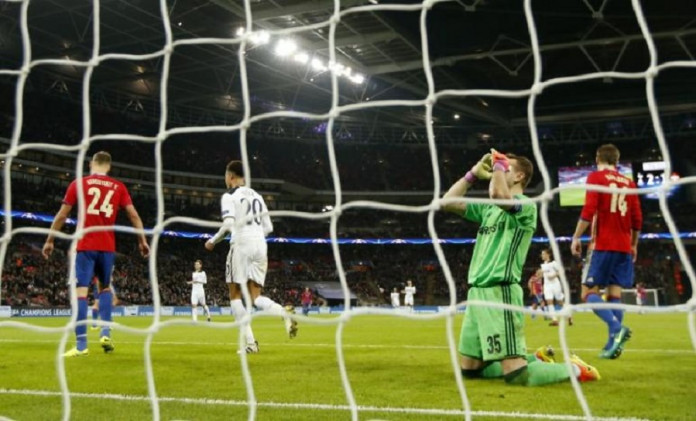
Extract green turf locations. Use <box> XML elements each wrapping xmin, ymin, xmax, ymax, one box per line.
<box><xmin>0</xmin><ymin>312</ymin><xmax>694</xmax><ymax>420</ymax></box>
<box><xmin>559</xmin><ymin>188</ymin><xmax>586</xmax><ymax>207</ymax></box>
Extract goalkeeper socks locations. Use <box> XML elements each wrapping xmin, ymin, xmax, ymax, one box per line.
<box><xmin>461</xmin><ymin>362</ymin><xmax>504</xmax><ymax>379</ymax></box>
<box><xmin>505</xmin><ymin>361</ymin><xmax>570</xmax><ymax>386</ymax></box>
<box><xmin>461</xmin><ymin>354</ymin><xmax>540</xmax><ymax>380</ymax></box>
<box><xmin>608</xmin><ymin>295</ymin><xmax>623</xmax><ymax>324</ymax></box>
<box><xmin>585</xmin><ymin>292</ymin><xmax>621</xmax><ymax>333</ymax></box>
<box><xmin>76</xmin><ymin>297</ymin><xmax>88</xmax><ymax>351</ymax></box>
<box><xmin>525</xmin><ymin>353</ymin><xmax>540</xmax><ymax>364</ymax></box>
<box><xmin>98</xmin><ymin>290</ymin><xmax>113</xmax><ymax>338</ymax></box>
<box><xmin>231</xmin><ymin>299</ymin><xmax>256</xmax><ymax>345</ymax></box>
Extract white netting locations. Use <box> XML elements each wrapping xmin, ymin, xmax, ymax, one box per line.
<box><xmin>1</xmin><ymin>0</ymin><xmax>695</xmax><ymax>420</ymax></box>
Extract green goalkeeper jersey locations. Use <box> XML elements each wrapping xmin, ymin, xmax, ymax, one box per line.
<box><xmin>462</xmin><ymin>195</ymin><xmax>537</xmax><ymax>287</ymax></box>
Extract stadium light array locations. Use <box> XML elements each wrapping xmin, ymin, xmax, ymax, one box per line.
<box><xmin>235</xmin><ymin>29</ymin><xmax>366</xmax><ymax>84</ymax></box>
<box><xmin>349</xmin><ymin>73</ymin><xmax>365</xmax><ymax>84</ymax></box>
<box><xmin>293</xmin><ymin>52</ymin><xmax>309</xmax><ymax>64</ymax></box>
<box><xmin>274</xmin><ymin>39</ymin><xmax>297</xmax><ymax>57</ymax></box>
<box><xmin>311</xmin><ymin>57</ymin><xmax>327</xmax><ymax>71</ymax></box>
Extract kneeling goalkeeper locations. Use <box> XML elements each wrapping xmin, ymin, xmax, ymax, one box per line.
<box><xmin>442</xmin><ymin>150</ymin><xmax>599</xmax><ymax>386</ymax></box>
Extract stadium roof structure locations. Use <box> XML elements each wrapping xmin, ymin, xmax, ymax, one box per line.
<box><xmin>0</xmin><ymin>0</ymin><xmax>695</xmax><ymax>145</ymax></box>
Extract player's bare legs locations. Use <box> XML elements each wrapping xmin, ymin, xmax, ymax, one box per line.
<box><xmin>228</xmin><ymin>283</ymin><xmax>258</xmax><ymax>353</ymax></box>
<box><xmin>248</xmin><ymin>281</ymin><xmax>297</xmax><ymax>339</ymax></box>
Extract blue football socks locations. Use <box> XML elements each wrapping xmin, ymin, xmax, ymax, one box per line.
<box><xmin>76</xmin><ymin>297</ymin><xmax>88</xmax><ymax>351</ymax></box>
<box><xmin>99</xmin><ymin>289</ymin><xmax>113</xmax><ymax>338</ymax></box>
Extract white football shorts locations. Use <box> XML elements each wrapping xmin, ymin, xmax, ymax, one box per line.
<box><xmin>191</xmin><ymin>289</ymin><xmax>206</xmax><ymax>306</ymax></box>
<box><xmin>543</xmin><ymin>280</ymin><xmax>564</xmax><ymax>302</ymax></box>
<box><xmin>228</xmin><ymin>241</ymin><xmax>268</xmax><ymax>287</ymax></box>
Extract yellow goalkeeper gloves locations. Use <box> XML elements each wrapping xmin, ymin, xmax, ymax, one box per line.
<box><xmin>464</xmin><ymin>153</ymin><xmax>493</xmax><ymax>183</ymax></box>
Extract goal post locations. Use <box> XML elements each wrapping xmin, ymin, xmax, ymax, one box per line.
<box><xmin>621</xmin><ymin>288</ymin><xmax>660</xmax><ymax>307</ymax></box>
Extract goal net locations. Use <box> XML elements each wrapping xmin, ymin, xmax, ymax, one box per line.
<box><xmin>1</xmin><ymin>0</ymin><xmax>695</xmax><ymax>420</ymax></box>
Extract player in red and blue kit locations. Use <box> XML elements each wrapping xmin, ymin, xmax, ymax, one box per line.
<box><xmin>43</xmin><ymin>151</ymin><xmax>149</xmax><ymax>357</ymax></box>
<box><xmin>571</xmin><ymin>144</ymin><xmax>642</xmax><ymax>359</ymax></box>
<box><xmin>527</xmin><ymin>269</ymin><xmax>546</xmax><ymax>319</ymax></box>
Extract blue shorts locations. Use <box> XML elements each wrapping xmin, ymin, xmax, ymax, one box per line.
<box><xmin>583</xmin><ymin>250</ymin><xmax>634</xmax><ymax>289</ymax></box>
<box><xmin>75</xmin><ymin>251</ymin><xmax>115</xmax><ymax>289</ymax></box>
<box><xmin>532</xmin><ymin>294</ymin><xmax>544</xmax><ymax>304</ymax></box>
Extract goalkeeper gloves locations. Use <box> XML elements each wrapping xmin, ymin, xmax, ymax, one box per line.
<box><xmin>464</xmin><ymin>153</ymin><xmax>492</xmax><ymax>183</ymax></box>
<box><xmin>491</xmin><ymin>149</ymin><xmax>510</xmax><ymax>172</ymax></box>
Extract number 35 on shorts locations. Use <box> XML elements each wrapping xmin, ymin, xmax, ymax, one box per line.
<box><xmin>486</xmin><ymin>334</ymin><xmax>502</xmax><ymax>354</ymax></box>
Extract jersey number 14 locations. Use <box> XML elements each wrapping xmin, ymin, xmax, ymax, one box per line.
<box><xmin>609</xmin><ymin>183</ymin><xmax>628</xmax><ymax>217</ymax></box>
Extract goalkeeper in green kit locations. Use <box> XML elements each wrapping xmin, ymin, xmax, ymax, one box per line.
<box><xmin>442</xmin><ymin>150</ymin><xmax>600</xmax><ymax>385</ymax></box>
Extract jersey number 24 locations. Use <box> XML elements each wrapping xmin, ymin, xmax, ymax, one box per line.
<box><xmin>87</xmin><ymin>187</ymin><xmax>115</xmax><ymax>218</ymax></box>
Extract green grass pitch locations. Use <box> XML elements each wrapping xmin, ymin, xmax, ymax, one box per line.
<box><xmin>0</xmin><ymin>312</ymin><xmax>694</xmax><ymax>420</ymax></box>
<box><xmin>559</xmin><ymin>188</ymin><xmax>587</xmax><ymax>207</ymax></box>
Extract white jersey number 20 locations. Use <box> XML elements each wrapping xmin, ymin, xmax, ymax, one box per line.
<box><xmin>241</xmin><ymin>198</ymin><xmax>262</xmax><ymax>225</ymax></box>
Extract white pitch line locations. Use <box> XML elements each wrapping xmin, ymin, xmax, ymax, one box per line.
<box><xmin>0</xmin><ymin>338</ymin><xmax>693</xmax><ymax>354</ymax></box>
<box><xmin>0</xmin><ymin>388</ymin><xmax>651</xmax><ymax>421</ymax></box>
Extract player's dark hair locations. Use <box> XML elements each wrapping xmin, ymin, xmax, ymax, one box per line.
<box><xmin>92</xmin><ymin>151</ymin><xmax>112</xmax><ymax>165</ymax></box>
<box><xmin>596</xmin><ymin>144</ymin><xmax>620</xmax><ymax>165</ymax></box>
<box><xmin>542</xmin><ymin>248</ymin><xmax>551</xmax><ymax>255</ymax></box>
<box><xmin>507</xmin><ymin>153</ymin><xmax>534</xmax><ymax>188</ymax></box>
<box><xmin>195</xmin><ymin>259</ymin><xmax>202</xmax><ymax>265</ymax></box>
<box><xmin>226</xmin><ymin>160</ymin><xmax>244</xmax><ymax>178</ymax></box>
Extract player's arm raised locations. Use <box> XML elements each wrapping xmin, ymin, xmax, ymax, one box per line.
<box><xmin>488</xmin><ymin>149</ymin><xmax>515</xmax><ymax>210</ymax></box>
<box><xmin>442</xmin><ymin>153</ymin><xmax>491</xmax><ymax>214</ymax></box>
<box><xmin>124</xmin><ymin>204</ymin><xmax>150</xmax><ymax>257</ymax></box>
<box><xmin>42</xmin><ymin>203</ymin><xmax>73</xmax><ymax>259</ymax></box>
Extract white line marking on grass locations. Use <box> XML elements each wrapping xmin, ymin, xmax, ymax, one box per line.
<box><xmin>0</xmin><ymin>388</ymin><xmax>651</xmax><ymax>421</ymax></box>
<box><xmin>0</xmin><ymin>338</ymin><xmax>693</xmax><ymax>354</ymax></box>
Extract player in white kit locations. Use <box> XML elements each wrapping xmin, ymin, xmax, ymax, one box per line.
<box><xmin>403</xmin><ymin>279</ymin><xmax>416</xmax><ymax>311</ymax></box>
<box><xmin>205</xmin><ymin>160</ymin><xmax>297</xmax><ymax>354</ymax></box>
<box><xmin>390</xmin><ymin>287</ymin><xmax>400</xmax><ymax>308</ymax></box>
<box><xmin>188</xmin><ymin>260</ymin><xmax>211</xmax><ymax>322</ymax></box>
<box><xmin>540</xmin><ymin>248</ymin><xmax>573</xmax><ymax>326</ymax></box>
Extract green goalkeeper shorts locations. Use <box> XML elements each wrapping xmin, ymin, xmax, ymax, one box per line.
<box><xmin>458</xmin><ymin>284</ymin><xmax>527</xmax><ymax>362</ymax></box>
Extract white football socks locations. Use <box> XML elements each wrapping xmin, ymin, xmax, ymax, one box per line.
<box><xmin>231</xmin><ymin>299</ymin><xmax>256</xmax><ymax>345</ymax></box>
<box><xmin>254</xmin><ymin>296</ymin><xmax>292</xmax><ymax>333</ymax></box>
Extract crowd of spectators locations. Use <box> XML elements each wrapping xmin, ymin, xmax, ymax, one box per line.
<box><xmin>2</xmin><ymin>228</ymin><xmax>690</xmax><ymax>309</ymax></box>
